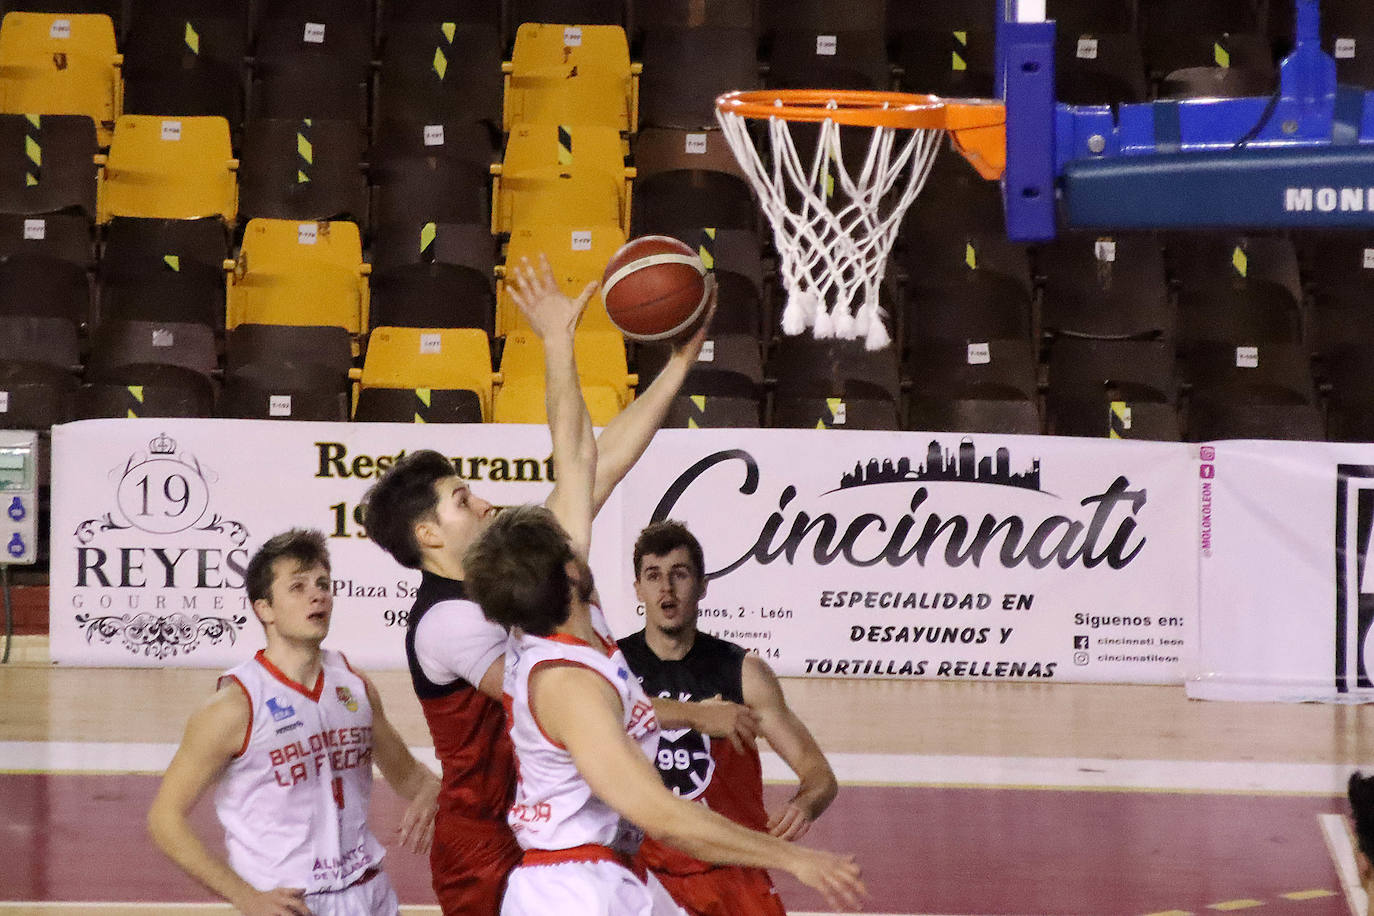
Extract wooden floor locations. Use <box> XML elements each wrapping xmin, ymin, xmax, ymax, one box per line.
<box><xmin>4</xmin><ymin>636</ymin><xmax>1374</xmax><ymax>765</ymax></box>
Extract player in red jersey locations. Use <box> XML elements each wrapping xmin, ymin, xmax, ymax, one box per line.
<box><xmin>618</xmin><ymin>521</ymin><xmax>839</xmax><ymax>916</ymax></box>
<box><xmin>362</xmin><ymin>255</ymin><xmax>755</xmax><ymax>914</ymax></box>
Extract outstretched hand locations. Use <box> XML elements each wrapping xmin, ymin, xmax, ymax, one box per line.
<box><xmin>507</xmin><ymin>253</ymin><xmax>598</xmax><ymax>343</ymax></box>
<box><xmin>789</xmin><ymin>847</ymin><xmax>867</xmax><ymax>912</ymax></box>
<box><xmin>668</xmin><ymin>274</ymin><xmax>719</xmax><ymax>364</ymax></box>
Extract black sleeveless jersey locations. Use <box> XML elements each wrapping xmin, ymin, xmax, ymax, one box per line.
<box><xmin>617</xmin><ymin>629</ymin><xmax>748</xmax><ymax>705</ymax></box>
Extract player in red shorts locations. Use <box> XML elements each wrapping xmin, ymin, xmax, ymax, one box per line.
<box><xmin>618</xmin><ymin>521</ymin><xmax>840</xmax><ymax>916</ymax></box>
<box><xmin>362</xmin><ymin>256</ymin><xmax>751</xmax><ymax>914</ymax></box>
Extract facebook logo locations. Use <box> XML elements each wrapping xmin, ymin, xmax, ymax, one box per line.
<box><xmin>1073</xmin><ymin>635</ymin><xmax>1089</xmax><ymax>650</ymax></box>
<box><xmin>1335</xmin><ymin>466</ymin><xmax>1374</xmax><ymax>693</ymax></box>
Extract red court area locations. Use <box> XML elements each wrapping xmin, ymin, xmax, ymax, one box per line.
<box><xmin>0</xmin><ymin>775</ymin><xmax>1349</xmax><ymax>915</ymax></box>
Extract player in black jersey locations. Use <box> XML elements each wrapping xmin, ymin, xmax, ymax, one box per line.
<box><xmin>618</xmin><ymin>521</ymin><xmax>839</xmax><ymax>916</ymax></box>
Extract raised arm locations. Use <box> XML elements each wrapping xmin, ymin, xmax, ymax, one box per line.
<box><xmin>742</xmin><ymin>653</ymin><xmax>838</xmax><ymax>841</ymax></box>
<box><xmin>147</xmin><ymin>685</ymin><xmax>310</xmax><ymax>916</ymax></box>
<box><xmin>590</xmin><ymin>278</ymin><xmax>717</xmax><ymax>516</ymax></box>
<box><xmin>361</xmin><ymin>675</ymin><xmax>440</xmax><ymax>855</ymax></box>
<box><xmin>531</xmin><ymin>664</ymin><xmax>865</xmax><ymax>911</ymax></box>
<box><xmin>506</xmin><ymin>254</ymin><xmax>599</xmax><ymax>555</ymax></box>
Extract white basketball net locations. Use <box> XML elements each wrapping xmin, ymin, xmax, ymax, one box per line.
<box><xmin>717</xmin><ymin>101</ymin><xmax>945</xmax><ymax>350</ymax></box>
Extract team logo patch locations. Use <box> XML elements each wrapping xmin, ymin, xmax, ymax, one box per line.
<box><xmin>336</xmin><ymin>686</ymin><xmax>359</xmax><ymax>712</ymax></box>
<box><xmin>266</xmin><ymin>697</ymin><xmax>295</xmax><ymax>721</ymax></box>
<box><xmin>655</xmin><ymin>730</ymin><xmax>715</xmax><ymax>800</ymax></box>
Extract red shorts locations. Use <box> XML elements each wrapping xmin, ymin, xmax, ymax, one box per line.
<box><xmin>652</xmin><ymin>865</ymin><xmax>787</xmax><ymax>916</ymax></box>
<box><xmin>431</xmin><ymin>822</ymin><xmax>522</xmax><ymax>915</ymax></box>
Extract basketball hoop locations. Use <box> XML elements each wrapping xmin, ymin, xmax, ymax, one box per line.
<box><xmin>715</xmin><ymin>89</ymin><xmax>1005</xmax><ymax>349</ymax></box>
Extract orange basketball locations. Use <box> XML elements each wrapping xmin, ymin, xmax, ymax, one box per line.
<box><xmin>601</xmin><ymin>236</ymin><xmax>709</xmax><ymax>341</ymax></box>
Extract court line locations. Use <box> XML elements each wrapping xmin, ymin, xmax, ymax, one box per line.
<box><xmin>1319</xmin><ymin>812</ymin><xmax>1367</xmax><ymax>916</ymax></box>
<box><xmin>0</xmin><ymin>908</ymin><xmax>961</xmax><ymax>916</ymax></box>
<box><xmin>0</xmin><ymin>741</ymin><xmax>1359</xmax><ymax>793</ymax></box>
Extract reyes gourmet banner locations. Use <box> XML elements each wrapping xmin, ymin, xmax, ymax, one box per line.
<box><xmin>603</xmin><ymin>429</ymin><xmax>1199</xmax><ymax>684</ymax></box>
<box><xmin>49</xmin><ymin>419</ymin><xmax>626</xmax><ymax>669</ymax></box>
<box><xmin>1188</xmin><ymin>440</ymin><xmax>1374</xmax><ymax>702</ymax></box>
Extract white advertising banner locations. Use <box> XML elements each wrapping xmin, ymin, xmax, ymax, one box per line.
<box><xmin>604</xmin><ymin>428</ymin><xmax>1198</xmax><ymax>684</ymax></box>
<box><xmin>1188</xmin><ymin>440</ymin><xmax>1374</xmax><ymax>702</ymax></box>
<box><xmin>49</xmin><ymin>419</ymin><xmax>626</xmax><ymax>669</ymax></box>
<box><xmin>50</xmin><ymin>420</ymin><xmax>1199</xmax><ymax>683</ymax></box>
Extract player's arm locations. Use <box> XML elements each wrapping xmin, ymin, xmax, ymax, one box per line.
<box><xmin>532</xmin><ymin>664</ymin><xmax>865</xmax><ymax>911</ymax></box>
<box><xmin>590</xmin><ymin>278</ymin><xmax>716</xmax><ymax>516</ymax></box>
<box><xmin>506</xmin><ymin>253</ymin><xmax>598</xmax><ymax>555</ymax></box>
<box><xmin>360</xmin><ymin>676</ymin><xmax>440</xmax><ymax>855</ymax></box>
<box><xmin>147</xmin><ymin>684</ymin><xmax>310</xmax><ymax>916</ymax></box>
<box><xmin>650</xmin><ymin>694</ymin><xmax>759</xmax><ymax>753</ymax></box>
<box><xmin>742</xmin><ymin>653</ymin><xmax>838</xmax><ymax>841</ymax></box>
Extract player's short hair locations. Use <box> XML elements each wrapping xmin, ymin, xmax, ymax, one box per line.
<box><xmin>633</xmin><ymin>519</ymin><xmax>705</xmax><ymax>581</ymax></box>
<box><xmin>245</xmin><ymin>528</ymin><xmax>330</xmax><ymax>605</ymax></box>
<box><xmin>361</xmin><ymin>449</ymin><xmax>456</xmax><ymax>569</ymax></box>
<box><xmin>464</xmin><ymin>504</ymin><xmax>591</xmax><ymax>636</ymax></box>
<box><xmin>1350</xmin><ymin>771</ymin><xmax>1374</xmax><ymax>862</ymax></box>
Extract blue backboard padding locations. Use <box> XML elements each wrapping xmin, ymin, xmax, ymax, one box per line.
<box><xmin>1063</xmin><ymin>145</ymin><xmax>1374</xmax><ymax>229</ymax></box>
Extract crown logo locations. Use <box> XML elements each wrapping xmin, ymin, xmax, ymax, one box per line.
<box><xmin>149</xmin><ymin>433</ymin><xmax>176</xmax><ymax>455</ymax></box>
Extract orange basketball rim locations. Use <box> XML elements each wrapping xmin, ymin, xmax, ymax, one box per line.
<box><xmin>716</xmin><ymin>89</ymin><xmax>1007</xmax><ymax>180</ymax></box>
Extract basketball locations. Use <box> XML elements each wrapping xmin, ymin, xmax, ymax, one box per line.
<box><xmin>601</xmin><ymin>236</ymin><xmax>710</xmax><ymax>341</ymax></box>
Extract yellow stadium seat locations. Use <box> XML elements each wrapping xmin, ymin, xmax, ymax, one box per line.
<box><xmin>496</xmin><ymin>223</ymin><xmax>625</xmax><ymax>336</ymax></box>
<box><xmin>503</xmin><ymin>23</ymin><xmax>640</xmax><ymax>132</ymax></box>
<box><xmin>491</xmin><ymin>122</ymin><xmax>633</xmax><ymax>234</ymax></box>
<box><xmin>0</xmin><ymin>13</ymin><xmax>122</xmax><ymax>145</ymax></box>
<box><xmin>226</xmin><ymin>218</ymin><xmax>370</xmax><ymax>336</ymax></box>
<box><xmin>492</xmin><ymin>375</ymin><xmax>623</xmax><ymax>426</ymax></box>
<box><xmin>361</xmin><ymin>326</ymin><xmax>496</xmax><ymax>420</ymax></box>
<box><xmin>499</xmin><ymin>327</ymin><xmax>635</xmax><ymax>407</ymax></box>
<box><xmin>98</xmin><ymin>115</ymin><xmax>237</xmax><ymax>223</ymax></box>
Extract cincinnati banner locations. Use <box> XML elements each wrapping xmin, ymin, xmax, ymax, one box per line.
<box><xmin>50</xmin><ymin>420</ymin><xmax>1198</xmax><ymax>683</ymax></box>
<box><xmin>605</xmin><ymin>428</ymin><xmax>1198</xmax><ymax>684</ymax></box>
<box><xmin>1188</xmin><ymin>440</ymin><xmax>1374</xmax><ymax>702</ymax></box>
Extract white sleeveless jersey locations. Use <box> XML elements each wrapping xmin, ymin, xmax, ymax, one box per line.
<box><xmin>214</xmin><ymin>649</ymin><xmax>387</xmax><ymax>893</ymax></box>
<box><xmin>504</xmin><ymin>608</ymin><xmax>660</xmax><ymax>854</ymax></box>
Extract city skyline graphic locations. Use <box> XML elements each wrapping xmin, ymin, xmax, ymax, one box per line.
<box><xmin>838</xmin><ymin>439</ymin><xmax>1042</xmax><ymax>492</ymax></box>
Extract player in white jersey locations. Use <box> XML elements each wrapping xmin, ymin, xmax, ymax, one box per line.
<box><xmin>149</xmin><ymin>529</ymin><xmax>441</xmax><ymax>916</ymax></box>
<box><xmin>461</xmin><ymin>261</ymin><xmax>867</xmax><ymax>914</ymax></box>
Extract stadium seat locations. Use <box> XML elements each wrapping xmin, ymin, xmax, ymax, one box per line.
<box><xmin>492</xmin><ymin>374</ymin><xmax>624</xmax><ymax>425</ymax></box>
<box><xmin>632</xmin><ymin>0</ymin><xmax>756</xmax><ymax>34</ymax></box>
<box><xmin>0</xmin><ymin>12</ymin><xmax>122</xmax><ymax>146</ymax></box>
<box><xmin>0</xmin><ymin>314</ymin><xmax>79</xmax><ymax>369</ymax></box>
<box><xmin>766</xmin><ymin>28</ymin><xmax>890</xmax><ymax>91</ymax></box>
<box><xmin>252</xmin><ymin>0</ymin><xmax>372</xmax><ymax>82</ymax></box>
<box><xmin>225</xmin><ymin>323</ymin><xmax>354</xmax><ymax>382</ymax></box>
<box><xmin>499</xmin><ymin>327</ymin><xmax>634</xmax><ymax>408</ymax></box>
<box><xmin>371</xmin><ymin>152</ymin><xmax>492</xmax><ymax>234</ymax></box>
<box><xmin>901</xmin><ymin>146</ymin><xmax>1007</xmax><ymax>236</ymax></box>
<box><xmin>1313</xmin><ymin>342</ymin><xmax>1374</xmax><ymax>442</ymax></box>
<box><xmin>503</xmin><ymin>23</ymin><xmax>640</xmax><ymax>133</ymax></box>
<box><xmin>638</xmin><ymin>27</ymin><xmax>758</xmax><ymax>129</ymax></box>
<box><xmin>907</xmin><ymin>396</ymin><xmax>1042</xmax><ymax>435</ymax></box>
<box><xmin>1184</xmin><ymin>341</ymin><xmax>1318</xmax><ymax>435</ymax></box>
<box><xmin>97</xmin><ymin>257</ymin><xmax>224</xmax><ymax>327</ymax></box>
<box><xmin>1054</xmin><ymin>32</ymin><xmax>1150</xmax><ymax>106</ymax></box>
<box><xmin>771</xmin><ymin>396</ymin><xmax>900</xmax><ymax>430</ymax></box>
<box><xmin>238</xmin><ymin>118</ymin><xmax>368</xmax><ymax>225</ymax></box>
<box><xmin>380</xmin><ymin>0</ymin><xmax>502</xmax><ymax>32</ymax></box>
<box><xmin>1158</xmin><ymin>64</ymin><xmax>1276</xmax><ymax>99</ymax></box>
<box><xmin>377</xmin><ymin>22</ymin><xmax>504</xmax><ymax>131</ymax></box>
<box><xmin>362</xmin><ymin>326</ymin><xmax>496</xmax><ymax>420</ymax></box>
<box><xmin>0</xmin><ymin>114</ymin><xmax>98</xmax><ymax>219</ymax></box>
<box><xmin>354</xmin><ymin>386</ymin><xmax>485</xmax><ymax>423</ymax></box>
<box><xmin>371</xmin><ymin>221</ymin><xmax>496</xmax><ymax>332</ymax></box>
<box><xmin>1178</xmin><ymin>281</ymin><xmax>1301</xmax><ymax>353</ymax></box>
<box><xmin>662</xmin><ymin>392</ymin><xmax>761</xmax><ymax>428</ymax></box>
<box><xmin>635</xmin><ymin>332</ymin><xmax>764</xmax><ymax>397</ymax></box>
<box><xmin>902</xmin><ymin>272</ymin><xmax>1032</xmax><ymax>351</ymax></box>
<box><xmin>73</xmin><ymin>365</ymin><xmax>216</xmax><ymax>419</ymax></box>
<box><xmin>493</xmin><ymin>122</ymin><xmax>633</xmax><ymax>235</ymax></box>
<box><xmin>497</xmin><ymin>222</ymin><xmax>626</xmax><ymax>335</ymax></box>
<box><xmin>122</xmin><ymin>4</ymin><xmax>248</xmax><ymax>125</ymax></box>
<box><xmin>891</xmin><ymin>25</ymin><xmax>997</xmax><ymax>98</ymax></box>
<box><xmin>771</xmin><ymin>331</ymin><xmax>902</xmax><ymax>403</ymax></box>
<box><xmin>1044</xmin><ymin>0</ymin><xmax>1134</xmax><ymax>36</ymax></box>
<box><xmin>1047</xmin><ymin>338</ymin><xmax>1179</xmax><ymax>439</ymax></box>
<box><xmin>1165</xmin><ymin>232</ymin><xmax>1303</xmax><ymax>303</ymax></box>
<box><xmin>0</xmin><ymin>212</ymin><xmax>92</xmax><ymax>272</ymax></box>
<box><xmin>87</xmin><ymin>319</ymin><xmax>217</xmax><ymax>381</ymax></box>
<box><xmin>508</xmin><ymin>0</ymin><xmax>625</xmax><ymax>43</ymax></box>
<box><xmin>1137</xmin><ymin>0</ymin><xmax>1272</xmax><ymax>85</ymax></box>
<box><xmin>1037</xmin><ymin>232</ymin><xmax>1173</xmax><ymax>340</ymax></box>
<box><xmin>0</xmin><ymin>360</ymin><xmax>74</xmax><ymax>428</ymax></box>
<box><xmin>225</xmin><ymin>218</ymin><xmax>369</xmax><ymax>335</ymax></box>
<box><xmin>250</xmin><ymin>53</ymin><xmax>369</xmax><ymax>124</ymax></box>
<box><xmin>98</xmin><ymin>115</ymin><xmax>238</xmax><ymax>223</ymax></box>
<box><xmin>218</xmin><ymin>362</ymin><xmax>350</xmax><ymax>420</ymax></box>
<box><xmin>0</xmin><ymin>252</ymin><xmax>90</xmax><ymax>327</ymax></box>
<box><xmin>905</xmin><ymin>337</ymin><xmax>1040</xmax><ymax>405</ymax></box>
<box><xmin>630</xmin><ymin>128</ymin><xmax>756</xmax><ymax>237</ymax></box>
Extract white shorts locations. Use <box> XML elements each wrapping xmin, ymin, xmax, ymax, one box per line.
<box><xmin>502</xmin><ymin>859</ymin><xmax>688</xmax><ymax>916</ymax></box>
<box><xmin>305</xmin><ymin>869</ymin><xmax>399</xmax><ymax>916</ymax></box>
